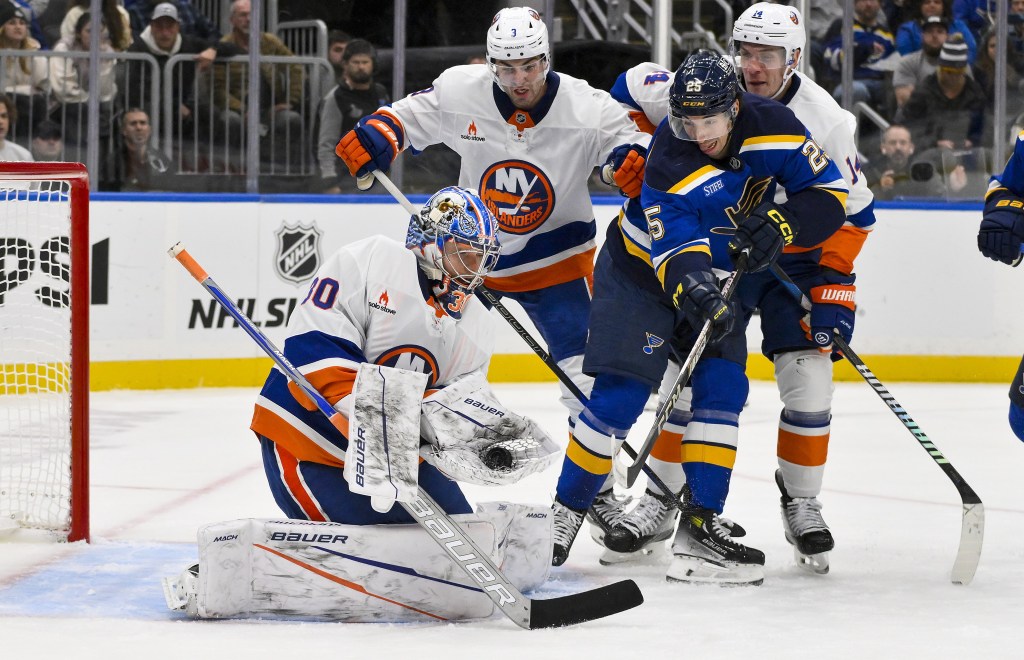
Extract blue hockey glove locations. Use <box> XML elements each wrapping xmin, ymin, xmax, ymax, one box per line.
<box><xmin>800</xmin><ymin>272</ymin><xmax>856</xmax><ymax>359</ymax></box>
<box><xmin>600</xmin><ymin>143</ymin><xmax>647</xmax><ymax>198</ymax></box>
<box><xmin>672</xmin><ymin>270</ymin><xmax>734</xmax><ymax>343</ymax></box>
<box><xmin>336</xmin><ymin>112</ymin><xmax>403</xmax><ymax>179</ymax></box>
<box><xmin>978</xmin><ymin>206</ymin><xmax>1024</xmax><ymax>266</ymax></box>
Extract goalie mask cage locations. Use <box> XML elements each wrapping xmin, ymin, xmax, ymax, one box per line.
<box><xmin>0</xmin><ymin>162</ymin><xmax>89</xmax><ymax>542</ymax></box>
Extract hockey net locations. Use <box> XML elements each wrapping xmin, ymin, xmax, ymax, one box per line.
<box><xmin>0</xmin><ymin>163</ymin><xmax>89</xmax><ymax>542</ymax></box>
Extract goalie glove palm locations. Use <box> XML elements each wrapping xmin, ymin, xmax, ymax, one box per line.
<box><xmin>728</xmin><ymin>201</ymin><xmax>797</xmax><ymax>273</ymax></box>
<box><xmin>673</xmin><ymin>270</ymin><xmax>734</xmax><ymax>344</ymax></box>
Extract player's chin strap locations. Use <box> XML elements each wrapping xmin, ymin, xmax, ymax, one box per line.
<box><xmin>168</xmin><ymin>241</ymin><xmax>644</xmax><ymax>629</ymax></box>
<box><xmin>365</xmin><ymin>169</ymin><xmax>706</xmax><ymax>509</ymax></box>
<box><xmin>768</xmin><ymin>262</ymin><xmax>983</xmax><ymax>586</ymax></box>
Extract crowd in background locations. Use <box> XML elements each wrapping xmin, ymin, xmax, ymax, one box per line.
<box><xmin>0</xmin><ymin>0</ymin><xmax>1020</xmax><ymax>198</ymax></box>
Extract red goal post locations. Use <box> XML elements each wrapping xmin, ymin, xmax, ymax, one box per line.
<box><xmin>0</xmin><ymin>162</ymin><xmax>89</xmax><ymax>542</ymax></box>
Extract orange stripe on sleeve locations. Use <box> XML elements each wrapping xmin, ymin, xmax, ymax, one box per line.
<box><xmin>287</xmin><ymin>366</ymin><xmax>357</xmax><ymax>411</ymax></box>
<box><xmin>819</xmin><ymin>225</ymin><xmax>870</xmax><ymax>275</ymax></box>
<box><xmin>777</xmin><ymin>428</ymin><xmax>830</xmax><ymax>467</ymax></box>
<box><xmin>252</xmin><ymin>405</ymin><xmax>347</xmax><ymax>468</ymax></box>
<box><xmin>629</xmin><ymin>110</ymin><xmax>658</xmax><ymax>135</ymax></box>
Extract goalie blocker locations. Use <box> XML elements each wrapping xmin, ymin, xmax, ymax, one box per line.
<box><xmin>163</xmin><ymin>503</ymin><xmax>553</xmax><ymax>622</ymax></box>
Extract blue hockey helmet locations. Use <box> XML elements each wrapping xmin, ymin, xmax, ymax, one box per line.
<box><xmin>668</xmin><ymin>50</ymin><xmax>740</xmax><ymax>145</ymax></box>
<box><xmin>407</xmin><ymin>186</ymin><xmax>501</xmax><ymax>316</ymax></box>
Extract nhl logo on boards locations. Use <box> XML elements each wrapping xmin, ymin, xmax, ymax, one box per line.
<box><xmin>275</xmin><ymin>222</ymin><xmax>322</xmax><ymax>284</ymax></box>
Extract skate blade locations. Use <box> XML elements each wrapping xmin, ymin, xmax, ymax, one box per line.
<box><xmin>665</xmin><ymin>555</ymin><xmax>765</xmax><ymax>586</ymax></box>
<box><xmin>793</xmin><ymin>547</ymin><xmax>830</xmax><ymax>575</ymax></box>
<box><xmin>599</xmin><ymin>541</ymin><xmax>668</xmax><ymax>566</ymax></box>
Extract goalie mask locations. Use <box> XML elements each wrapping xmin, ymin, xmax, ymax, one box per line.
<box><xmin>406</xmin><ymin>186</ymin><xmax>501</xmax><ymax>319</ymax></box>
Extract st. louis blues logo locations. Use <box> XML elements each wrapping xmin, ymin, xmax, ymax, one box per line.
<box><xmin>275</xmin><ymin>222</ymin><xmax>323</xmax><ymax>284</ymax></box>
<box><xmin>643</xmin><ymin>332</ymin><xmax>665</xmax><ymax>355</ymax></box>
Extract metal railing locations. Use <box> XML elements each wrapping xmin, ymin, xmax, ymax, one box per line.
<box><xmin>277</xmin><ymin>19</ymin><xmax>328</xmax><ymax>60</ymax></box>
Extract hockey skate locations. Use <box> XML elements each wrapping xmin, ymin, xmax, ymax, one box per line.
<box><xmin>551</xmin><ymin>497</ymin><xmax>586</xmax><ymax>566</ymax></box>
<box><xmin>162</xmin><ymin>564</ymin><xmax>199</xmax><ymax>616</ymax></box>
<box><xmin>586</xmin><ymin>488</ymin><xmax>626</xmax><ymax>546</ymax></box>
<box><xmin>776</xmin><ymin>469</ymin><xmax>833</xmax><ymax>575</ymax></box>
<box><xmin>600</xmin><ymin>489</ymin><xmax>678</xmax><ymax>565</ymax></box>
<box><xmin>667</xmin><ymin>509</ymin><xmax>765</xmax><ymax>586</ymax></box>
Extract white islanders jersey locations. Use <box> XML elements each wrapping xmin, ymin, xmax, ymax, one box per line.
<box><xmin>379</xmin><ymin>64</ymin><xmax>651</xmax><ymax>292</ymax></box>
<box><xmin>251</xmin><ymin>236</ymin><xmax>493</xmax><ymax>467</ymax></box>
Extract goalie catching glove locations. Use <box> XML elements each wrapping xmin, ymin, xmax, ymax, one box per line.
<box><xmin>728</xmin><ymin>201</ymin><xmax>798</xmax><ymax>273</ymax></box>
<box><xmin>600</xmin><ymin>143</ymin><xmax>647</xmax><ymax>198</ymax></box>
<box><xmin>335</xmin><ymin>112</ymin><xmax>403</xmax><ymax>180</ymax></box>
<box><xmin>800</xmin><ymin>272</ymin><xmax>856</xmax><ymax>358</ymax></box>
<box><xmin>420</xmin><ymin>374</ymin><xmax>559</xmax><ymax>486</ymax></box>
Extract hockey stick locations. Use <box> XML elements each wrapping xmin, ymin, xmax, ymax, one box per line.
<box><xmin>768</xmin><ymin>262</ymin><xmax>984</xmax><ymax>585</ymax></box>
<box><xmin>367</xmin><ymin>169</ymin><xmax>693</xmax><ymax>503</ymax></box>
<box><xmin>168</xmin><ymin>242</ymin><xmax>643</xmax><ymax>628</ymax></box>
<box><xmin>624</xmin><ymin>258</ymin><xmax>748</xmax><ymax>488</ymax></box>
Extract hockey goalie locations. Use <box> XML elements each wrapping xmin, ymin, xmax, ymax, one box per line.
<box><xmin>163</xmin><ymin>187</ymin><xmax>560</xmax><ymax>622</ymax></box>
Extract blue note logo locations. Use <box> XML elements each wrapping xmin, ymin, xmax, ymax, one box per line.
<box><xmin>643</xmin><ymin>332</ymin><xmax>665</xmax><ymax>355</ymax></box>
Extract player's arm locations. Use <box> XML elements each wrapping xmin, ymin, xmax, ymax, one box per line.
<box><xmin>596</xmin><ymin>88</ymin><xmax>654</xmax><ymax>198</ymax></box>
<box><xmin>335</xmin><ymin>72</ymin><xmax>446</xmax><ymax>179</ymax></box>
<box><xmin>816</xmin><ymin>119</ymin><xmax>875</xmax><ymax>275</ymax></box>
<box><xmin>979</xmin><ymin>132</ymin><xmax>1024</xmax><ymax>266</ymax></box>
<box><xmin>610</xmin><ymin>62</ymin><xmax>672</xmax><ymax>135</ymax></box>
<box><xmin>643</xmin><ymin>181</ymin><xmax>734</xmax><ymax>343</ymax></box>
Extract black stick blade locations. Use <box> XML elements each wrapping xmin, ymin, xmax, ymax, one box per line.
<box><xmin>528</xmin><ymin>580</ymin><xmax>643</xmax><ymax>629</ymax></box>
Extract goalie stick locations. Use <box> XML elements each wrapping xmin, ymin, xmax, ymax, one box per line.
<box><xmin>168</xmin><ymin>242</ymin><xmax>644</xmax><ymax>628</ymax></box>
<box><xmin>366</xmin><ymin>170</ymin><xmax>717</xmax><ymax>506</ymax></box>
<box><xmin>769</xmin><ymin>262</ymin><xmax>984</xmax><ymax>585</ymax></box>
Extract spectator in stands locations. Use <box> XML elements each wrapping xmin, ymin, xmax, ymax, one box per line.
<box><xmin>318</xmin><ymin>39</ymin><xmax>389</xmax><ymax>193</ymax></box>
<box><xmin>30</xmin><ymin>119</ymin><xmax>63</xmax><ymax>161</ymax></box>
<box><xmin>49</xmin><ymin>11</ymin><xmax>118</xmax><ymax>146</ymax></box>
<box><xmin>61</xmin><ymin>0</ymin><xmax>132</xmax><ymax>50</ymax></box>
<box><xmin>0</xmin><ymin>1</ymin><xmax>47</xmax><ymax>143</ymax></box>
<box><xmin>973</xmin><ymin>28</ymin><xmax>1024</xmax><ymax>109</ymax></box>
<box><xmin>211</xmin><ymin>0</ymin><xmax>305</xmax><ymax>169</ymax></box>
<box><xmin>101</xmin><ymin>107</ymin><xmax>171</xmax><ymax>190</ymax></box>
<box><xmin>1012</xmin><ymin>0</ymin><xmax>1024</xmax><ymax>54</ymax></box>
<box><xmin>897</xmin><ymin>35</ymin><xmax>985</xmax><ymax>150</ymax></box>
<box><xmin>125</xmin><ymin>0</ymin><xmax>219</xmax><ymax>42</ymax></box>
<box><xmin>952</xmin><ymin>0</ymin><xmax>997</xmax><ymax>41</ymax></box>
<box><xmin>867</xmin><ymin>124</ymin><xmax>945</xmax><ymax>198</ymax></box>
<box><xmin>893</xmin><ymin>15</ymin><xmax>951</xmax><ymax>108</ymax></box>
<box><xmin>326</xmin><ymin>29</ymin><xmax>351</xmax><ymax>83</ymax></box>
<box><xmin>125</xmin><ymin>3</ymin><xmax>230</xmax><ymax>133</ymax></box>
<box><xmin>824</xmin><ymin>0</ymin><xmax>897</xmax><ymax>109</ymax></box>
<box><xmin>896</xmin><ymin>0</ymin><xmax>975</xmax><ymax>62</ymax></box>
<box><xmin>0</xmin><ymin>94</ymin><xmax>32</xmax><ymax>160</ymax></box>
<box><xmin>10</xmin><ymin>0</ymin><xmax>46</xmax><ymax>47</ymax></box>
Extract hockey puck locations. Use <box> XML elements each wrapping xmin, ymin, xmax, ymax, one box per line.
<box><xmin>483</xmin><ymin>445</ymin><xmax>514</xmax><ymax>470</ymax></box>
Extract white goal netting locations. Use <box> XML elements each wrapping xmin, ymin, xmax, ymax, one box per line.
<box><xmin>0</xmin><ymin>180</ymin><xmax>81</xmax><ymax>539</ymax></box>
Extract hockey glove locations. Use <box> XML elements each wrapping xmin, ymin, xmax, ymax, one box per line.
<box><xmin>672</xmin><ymin>270</ymin><xmax>734</xmax><ymax>344</ymax></box>
<box><xmin>727</xmin><ymin>201</ymin><xmax>798</xmax><ymax>273</ymax></box>
<box><xmin>335</xmin><ymin>112</ymin><xmax>403</xmax><ymax>179</ymax></box>
<box><xmin>800</xmin><ymin>272</ymin><xmax>856</xmax><ymax>359</ymax></box>
<box><xmin>978</xmin><ymin>205</ymin><xmax>1024</xmax><ymax>266</ymax></box>
<box><xmin>600</xmin><ymin>143</ymin><xmax>648</xmax><ymax>198</ymax></box>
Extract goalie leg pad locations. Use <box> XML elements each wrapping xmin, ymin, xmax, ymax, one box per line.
<box><xmin>345</xmin><ymin>363</ymin><xmax>428</xmax><ymax>511</ymax></box>
<box><xmin>181</xmin><ymin>517</ymin><xmax>510</xmax><ymax>622</ymax></box>
<box><xmin>774</xmin><ymin>350</ymin><xmax>833</xmax><ymax>498</ymax></box>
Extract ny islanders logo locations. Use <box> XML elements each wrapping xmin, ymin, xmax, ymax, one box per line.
<box><xmin>376</xmin><ymin>345</ymin><xmax>439</xmax><ymax>387</ymax></box>
<box><xmin>479</xmin><ymin>160</ymin><xmax>555</xmax><ymax>234</ymax></box>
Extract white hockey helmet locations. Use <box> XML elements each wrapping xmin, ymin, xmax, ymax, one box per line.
<box><xmin>732</xmin><ymin>2</ymin><xmax>806</xmax><ymax>98</ymax></box>
<box><xmin>486</xmin><ymin>7</ymin><xmax>550</xmax><ymax>82</ymax></box>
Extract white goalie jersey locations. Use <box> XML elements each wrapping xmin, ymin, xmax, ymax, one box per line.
<box><xmin>250</xmin><ymin>235</ymin><xmax>494</xmax><ymax>466</ymax></box>
<box><xmin>377</xmin><ymin>64</ymin><xmax>651</xmax><ymax>292</ymax></box>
